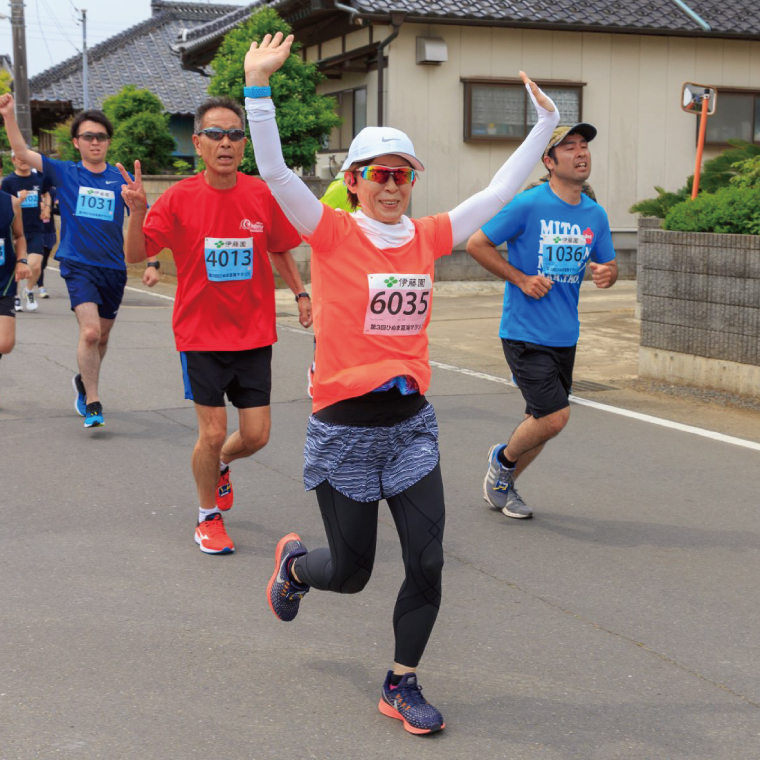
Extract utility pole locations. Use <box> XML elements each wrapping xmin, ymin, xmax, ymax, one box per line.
<box><xmin>9</xmin><ymin>0</ymin><xmax>32</xmax><ymax>145</ymax></box>
<box><xmin>81</xmin><ymin>9</ymin><xmax>88</xmax><ymax>109</ymax></box>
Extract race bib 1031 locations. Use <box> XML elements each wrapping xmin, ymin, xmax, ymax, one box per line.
<box><xmin>76</xmin><ymin>187</ymin><xmax>115</xmax><ymax>222</ymax></box>
<box><xmin>364</xmin><ymin>273</ymin><xmax>432</xmax><ymax>336</ymax></box>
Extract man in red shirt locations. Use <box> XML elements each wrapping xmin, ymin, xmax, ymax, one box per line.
<box><xmin>119</xmin><ymin>96</ymin><xmax>310</xmax><ymax>555</ymax></box>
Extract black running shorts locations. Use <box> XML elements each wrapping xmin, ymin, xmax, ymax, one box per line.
<box><xmin>502</xmin><ymin>339</ymin><xmax>576</xmax><ymax>418</ymax></box>
<box><xmin>180</xmin><ymin>346</ymin><xmax>272</xmax><ymax>408</ymax></box>
<box><xmin>0</xmin><ymin>295</ymin><xmax>16</xmax><ymax>319</ymax></box>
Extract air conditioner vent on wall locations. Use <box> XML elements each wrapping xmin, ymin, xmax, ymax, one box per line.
<box><xmin>416</xmin><ymin>37</ymin><xmax>448</xmax><ymax>65</ymax></box>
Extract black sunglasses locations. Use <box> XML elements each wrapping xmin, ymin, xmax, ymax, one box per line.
<box><xmin>197</xmin><ymin>128</ymin><xmax>246</xmax><ymax>142</ymax></box>
<box><xmin>77</xmin><ymin>132</ymin><xmax>110</xmax><ymax>143</ymax></box>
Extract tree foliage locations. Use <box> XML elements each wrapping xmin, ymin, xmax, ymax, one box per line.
<box><xmin>207</xmin><ymin>6</ymin><xmax>341</xmax><ymax>173</ymax></box>
<box><xmin>630</xmin><ymin>140</ymin><xmax>760</xmax><ymax>218</ymax></box>
<box><xmin>102</xmin><ymin>85</ymin><xmax>176</xmax><ymax>174</ymax></box>
<box><xmin>47</xmin><ymin>85</ymin><xmax>176</xmax><ymax>173</ymax></box>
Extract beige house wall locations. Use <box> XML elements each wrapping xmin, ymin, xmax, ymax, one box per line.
<box><xmin>312</xmin><ymin>24</ymin><xmax>760</xmax><ymax>229</ymax></box>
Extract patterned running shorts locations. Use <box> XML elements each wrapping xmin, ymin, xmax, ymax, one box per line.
<box><xmin>303</xmin><ymin>403</ymin><xmax>440</xmax><ymax>503</ymax></box>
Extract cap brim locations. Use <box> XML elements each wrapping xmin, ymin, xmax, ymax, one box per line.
<box><xmin>340</xmin><ymin>152</ymin><xmax>425</xmax><ymax>173</ymax></box>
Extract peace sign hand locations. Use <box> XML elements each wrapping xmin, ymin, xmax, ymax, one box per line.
<box><xmin>244</xmin><ymin>32</ymin><xmax>294</xmax><ymax>86</ymax></box>
<box><xmin>116</xmin><ymin>160</ymin><xmax>147</xmax><ymax>214</ymax></box>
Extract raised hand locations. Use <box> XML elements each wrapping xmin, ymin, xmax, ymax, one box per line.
<box><xmin>244</xmin><ymin>32</ymin><xmax>294</xmax><ymax>86</ymax></box>
<box><xmin>116</xmin><ymin>160</ymin><xmax>147</xmax><ymax>214</ymax></box>
<box><xmin>0</xmin><ymin>93</ymin><xmax>15</xmax><ymax>120</ymax></box>
<box><xmin>520</xmin><ymin>71</ymin><xmax>556</xmax><ymax>114</ymax></box>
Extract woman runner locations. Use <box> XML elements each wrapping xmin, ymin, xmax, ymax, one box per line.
<box><xmin>245</xmin><ymin>33</ymin><xmax>559</xmax><ymax>735</ymax></box>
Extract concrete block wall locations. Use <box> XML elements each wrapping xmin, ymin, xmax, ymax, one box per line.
<box><xmin>638</xmin><ymin>222</ymin><xmax>760</xmax><ymax>396</ymax></box>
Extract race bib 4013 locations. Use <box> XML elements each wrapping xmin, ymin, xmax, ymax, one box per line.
<box><xmin>204</xmin><ymin>237</ymin><xmax>254</xmax><ymax>282</ymax></box>
<box><xmin>76</xmin><ymin>187</ymin><xmax>115</xmax><ymax>222</ymax></box>
<box><xmin>364</xmin><ymin>273</ymin><xmax>432</xmax><ymax>336</ymax></box>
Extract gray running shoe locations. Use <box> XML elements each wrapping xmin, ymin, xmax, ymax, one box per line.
<box><xmin>502</xmin><ymin>484</ymin><xmax>533</xmax><ymax>519</ymax></box>
<box><xmin>483</xmin><ymin>444</ymin><xmax>514</xmax><ymax>510</ymax></box>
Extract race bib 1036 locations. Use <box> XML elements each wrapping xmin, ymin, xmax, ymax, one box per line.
<box><xmin>364</xmin><ymin>273</ymin><xmax>432</xmax><ymax>335</ymax></box>
<box><xmin>76</xmin><ymin>187</ymin><xmax>115</xmax><ymax>222</ymax></box>
<box><xmin>204</xmin><ymin>237</ymin><xmax>254</xmax><ymax>282</ymax></box>
<box><xmin>539</xmin><ymin>233</ymin><xmax>589</xmax><ymax>278</ymax></box>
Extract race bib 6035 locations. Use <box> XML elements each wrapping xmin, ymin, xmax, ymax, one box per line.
<box><xmin>364</xmin><ymin>273</ymin><xmax>432</xmax><ymax>335</ymax></box>
<box><xmin>204</xmin><ymin>237</ymin><xmax>254</xmax><ymax>282</ymax></box>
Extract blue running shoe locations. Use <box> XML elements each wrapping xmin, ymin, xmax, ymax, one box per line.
<box><xmin>378</xmin><ymin>671</ymin><xmax>445</xmax><ymax>735</ymax></box>
<box><xmin>267</xmin><ymin>532</ymin><xmax>309</xmax><ymax>621</ymax></box>
<box><xmin>84</xmin><ymin>401</ymin><xmax>104</xmax><ymax>428</ymax></box>
<box><xmin>72</xmin><ymin>374</ymin><xmax>86</xmax><ymax>417</ymax></box>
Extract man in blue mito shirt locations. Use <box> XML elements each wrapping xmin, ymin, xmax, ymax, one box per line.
<box><xmin>467</xmin><ymin>123</ymin><xmax>617</xmax><ymax>520</ymax></box>
<box><xmin>0</xmin><ymin>93</ymin><xmax>156</xmax><ymax>428</ymax></box>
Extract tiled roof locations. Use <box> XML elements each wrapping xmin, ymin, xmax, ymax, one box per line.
<box><xmin>29</xmin><ymin>1</ymin><xmax>240</xmax><ymax>115</ymax></box>
<box><xmin>175</xmin><ymin>0</ymin><xmax>760</xmax><ymax>59</ymax></box>
<box><xmin>350</xmin><ymin>0</ymin><xmax>760</xmax><ymax>36</ymax></box>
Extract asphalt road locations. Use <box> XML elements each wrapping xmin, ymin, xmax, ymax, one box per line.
<box><xmin>1</xmin><ymin>271</ymin><xmax>758</xmax><ymax>760</ymax></box>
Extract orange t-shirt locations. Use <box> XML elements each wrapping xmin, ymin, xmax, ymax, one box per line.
<box><xmin>305</xmin><ymin>206</ymin><xmax>453</xmax><ymax>412</ymax></box>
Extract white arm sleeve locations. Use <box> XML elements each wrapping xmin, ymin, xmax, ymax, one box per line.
<box><xmin>245</xmin><ymin>98</ymin><xmax>324</xmax><ymax>236</ymax></box>
<box><xmin>449</xmin><ymin>85</ymin><xmax>560</xmax><ymax>248</ymax></box>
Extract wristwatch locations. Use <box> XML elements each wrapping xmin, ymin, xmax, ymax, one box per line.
<box><xmin>295</xmin><ymin>291</ymin><xmax>310</xmax><ymax>303</ymax></box>
<box><xmin>146</xmin><ymin>261</ymin><xmax>160</xmax><ymax>269</ymax></box>
<box><xmin>16</xmin><ymin>258</ymin><xmax>28</xmax><ymax>265</ymax></box>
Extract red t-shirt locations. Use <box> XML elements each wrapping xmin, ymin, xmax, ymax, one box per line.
<box><xmin>143</xmin><ymin>173</ymin><xmax>301</xmax><ymax>351</ymax></box>
<box><xmin>305</xmin><ymin>206</ymin><xmax>453</xmax><ymax>412</ymax></box>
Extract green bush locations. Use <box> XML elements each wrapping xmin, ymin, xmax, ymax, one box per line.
<box><xmin>664</xmin><ymin>185</ymin><xmax>760</xmax><ymax>235</ymax></box>
<box><xmin>207</xmin><ymin>6</ymin><xmax>341</xmax><ymax>173</ymax></box>
<box><xmin>630</xmin><ymin>140</ymin><xmax>760</xmax><ymax>218</ymax></box>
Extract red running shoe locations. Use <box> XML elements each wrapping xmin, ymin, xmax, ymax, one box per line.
<box><xmin>194</xmin><ymin>513</ymin><xmax>235</xmax><ymax>555</ymax></box>
<box><xmin>216</xmin><ymin>466</ymin><xmax>233</xmax><ymax>511</ymax></box>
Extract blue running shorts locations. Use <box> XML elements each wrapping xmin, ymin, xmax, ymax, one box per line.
<box><xmin>59</xmin><ymin>258</ymin><xmax>127</xmax><ymax>320</ymax></box>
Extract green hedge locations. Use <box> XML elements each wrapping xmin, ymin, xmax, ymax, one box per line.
<box><xmin>664</xmin><ymin>185</ymin><xmax>760</xmax><ymax>235</ymax></box>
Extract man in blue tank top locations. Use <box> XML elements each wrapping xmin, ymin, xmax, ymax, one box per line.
<box><xmin>467</xmin><ymin>124</ymin><xmax>618</xmax><ymax>520</ymax></box>
<box><xmin>0</xmin><ymin>186</ymin><xmax>31</xmax><ymax>368</ymax></box>
<box><xmin>0</xmin><ymin>93</ymin><xmax>156</xmax><ymax>428</ymax></box>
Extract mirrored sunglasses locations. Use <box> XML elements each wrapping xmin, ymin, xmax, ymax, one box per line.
<box><xmin>197</xmin><ymin>128</ymin><xmax>246</xmax><ymax>142</ymax></box>
<box><xmin>77</xmin><ymin>132</ymin><xmax>110</xmax><ymax>143</ymax></box>
<box><xmin>357</xmin><ymin>165</ymin><xmax>416</xmax><ymax>186</ymax></box>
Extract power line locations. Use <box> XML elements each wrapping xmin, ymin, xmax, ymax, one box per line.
<box><xmin>38</xmin><ymin>0</ymin><xmax>80</xmax><ymax>53</ymax></box>
<box><xmin>34</xmin><ymin>0</ymin><xmax>55</xmax><ymax>67</ymax></box>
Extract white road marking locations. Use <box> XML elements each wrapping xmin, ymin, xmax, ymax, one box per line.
<box><xmin>51</xmin><ymin>269</ymin><xmax>759</xmax><ymax>452</ymax></box>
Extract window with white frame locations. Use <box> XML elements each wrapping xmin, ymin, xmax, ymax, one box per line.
<box><xmin>705</xmin><ymin>90</ymin><xmax>760</xmax><ymax>145</ymax></box>
<box><xmin>324</xmin><ymin>87</ymin><xmax>368</xmax><ymax>151</ymax></box>
<box><xmin>462</xmin><ymin>79</ymin><xmax>583</xmax><ymax>142</ymax></box>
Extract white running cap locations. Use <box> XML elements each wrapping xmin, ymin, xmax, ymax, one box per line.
<box><xmin>340</xmin><ymin>127</ymin><xmax>425</xmax><ymax>172</ymax></box>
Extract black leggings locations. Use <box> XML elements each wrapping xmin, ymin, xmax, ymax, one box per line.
<box><xmin>293</xmin><ymin>463</ymin><xmax>445</xmax><ymax>668</ymax></box>
<box><xmin>37</xmin><ymin>246</ymin><xmax>52</xmax><ymax>288</ymax></box>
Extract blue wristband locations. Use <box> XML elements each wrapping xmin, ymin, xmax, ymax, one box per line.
<box><xmin>244</xmin><ymin>86</ymin><xmax>272</xmax><ymax>98</ymax></box>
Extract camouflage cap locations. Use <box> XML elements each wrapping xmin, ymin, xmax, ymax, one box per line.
<box><xmin>542</xmin><ymin>123</ymin><xmax>597</xmax><ymax>160</ymax></box>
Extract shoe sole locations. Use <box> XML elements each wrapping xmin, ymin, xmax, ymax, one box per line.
<box><xmin>267</xmin><ymin>532</ymin><xmax>301</xmax><ymax>620</ymax></box>
<box><xmin>72</xmin><ymin>376</ymin><xmax>86</xmax><ymax>417</ymax></box>
<box><xmin>194</xmin><ymin>532</ymin><xmax>234</xmax><ymax>554</ymax></box>
<box><xmin>24</xmin><ymin>304</ymin><xmax>38</xmax><ymax>311</ymax></box>
<box><xmin>501</xmin><ymin>506</ymin><xmax>533</xmax><ymax>519</ymax></box>
<box><xmin>84</xmin><ymin>420</ymin><xmax>105</xmax><ymax>428</ymax></box>
<box><xmin>306</xmin><ymin>367</ymin><xmax>313</xmax><ymax>399</ymax></box>
<box><xmin>377</xmin><ymin>699</ymin><xmax>444</xmax><ymax>735</ymax></box>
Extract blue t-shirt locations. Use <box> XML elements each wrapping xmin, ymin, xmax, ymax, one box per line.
<box><xmin>482</xmin><ymin>182</ymin><xmax>616</xmax><ymax>347</ymax></box>
<box><xmin>42</xmin><ymin>156</ymin><xmax>130</xmax><ymax>270</ymax></box>
<box><xmin>0</xmin><ymin>171</ymin><xmax>52</xmax><ymax>238</ymax></box>
<box><xmin>0</xmin><ymin>191</ymin><xmax>17</xmax><ymax>296</ymax></box>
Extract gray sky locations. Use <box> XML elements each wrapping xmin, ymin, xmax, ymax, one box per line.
<box><xmin>0</xmin><ymin>0</ymin><xmax>239</xmax><ymax>78</ymax></box>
